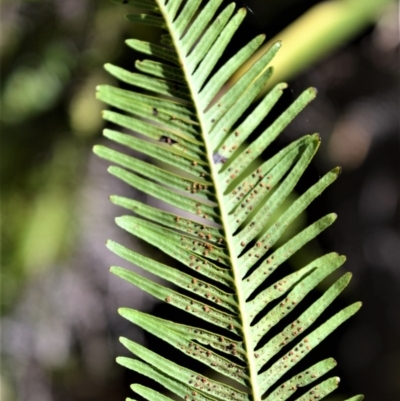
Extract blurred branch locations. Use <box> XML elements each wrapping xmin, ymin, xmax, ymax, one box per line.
<box><xmin>231</xmin><ymin>0</ymin><xmax>394</xmax><ymax>92</ymax></box>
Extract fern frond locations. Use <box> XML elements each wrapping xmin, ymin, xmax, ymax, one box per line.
<box><xmin>94</xmin><ymin>1</ymin><xmax>363</xmax><ymax>400</ymax></box>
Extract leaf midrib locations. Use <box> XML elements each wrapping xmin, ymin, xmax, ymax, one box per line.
<box><xmin>159</xmin><ymin>2</ymin><xmax>260</xmax><ymax>399</ymax></box>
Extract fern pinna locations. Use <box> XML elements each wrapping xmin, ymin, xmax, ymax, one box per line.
<box><xmin>94</xmin><ymin>1</ymin><xmax>363</xmax><ymax>400</ymax></box>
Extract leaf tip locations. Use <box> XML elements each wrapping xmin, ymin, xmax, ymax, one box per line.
<box><xmin>119</xmin><ymin>336</ymin><xmax>130</xmax><ymax>347</ymax></box>
<box><xmin>110</xmin><ymin>265</ymin><xmax>120</xmax><ymax>275</ymax></box>
<box><xmin>103</xmin><ymin>63</ymin><xmax>114</xmax><ymax>72</ymax></box>
<box><xmin>312</xmin><ymin>132</ymin><xmax>322</xmax><ymax>144</ymax></box>
<box><xmin>116</xmin><ymin>356</ymin><xmax>127</xmax><ymax>366</ymax></box>
<box><xmin>92</xmin><ymin>144</ymin><xmax>103</xmax><ymax>156</ymax></box>
<box><xmin>107</xmin><ymin>165</ymin><xmax>117</xmax><ymax>176</ymax></box>
<box><xmin>118</xmin><ymin>307</ymin><xmax>130</xmax><ymax>317</ymax></box>
<box><xmin>277</xmin><ymin>82</ymin><xmax>288</xmax><ymax>90</ymax></box>
<box><xmin>329</xmin><ymin>212</ymin><xmax>338</xmax><ymax>222</ymax></box>
<box><xmin>115</xmin><ymin>215</ymin><xmax>126</xmax><ymax>227</ymax></box>
<box><xmin>125</xmin><ymin>38</ymin><xmax>136</xmax><ymax>47</ymax></box>
<box><xmin>102</xmin><ymin>128</ymin><xmax>112</xmax><ymax>138</ymax></box>
<box><xmin>344</xmin><ymin>271</ymin><xmax>353</xmax><ymax>281</ymax></box>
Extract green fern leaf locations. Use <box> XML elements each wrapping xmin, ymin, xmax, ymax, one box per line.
<box><xmin>94</xmin><ymin>1</ymin><xmax>363</xmax><ymax>400</ymax></box>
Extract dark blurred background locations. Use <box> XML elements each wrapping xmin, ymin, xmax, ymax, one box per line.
<box><xmin>1</xmin><ymin>0</ymin><xmax>399</xmax><ymax>400</ymax></box>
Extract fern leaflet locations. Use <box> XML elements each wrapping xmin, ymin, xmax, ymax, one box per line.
<box><xmin>94</xmin><ymin>1</ymin><xmax>363</xmax><ymax>400</ymax></box>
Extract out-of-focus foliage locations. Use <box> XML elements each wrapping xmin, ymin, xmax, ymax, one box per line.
<box><xmin>1</xmin><ymin>0</ymin><xmax>399</xmax><ymax>401</ymax></box>
<box><xmin>0</xmin><ymin>2</ymin><xmax>135</xmax><ymax>399</ymax></box>
<box><xmin>232</xmin><ymin>0</ymin><xmax>395</xmax><ymax>92</ymax></box>
<box><xmin>1</xmin><ymin>0</ymin><xmax>128</xmax><ymax>313</ymax></box>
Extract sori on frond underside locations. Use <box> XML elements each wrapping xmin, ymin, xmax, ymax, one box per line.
<box><xmin>93</xmin><ymin>1</ymin><xmax>363</xmax><ymax>400</ymax></box>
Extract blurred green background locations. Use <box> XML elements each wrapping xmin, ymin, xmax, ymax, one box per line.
<box><xmin>1</xmin><ymin>0</ymin><xmax>399</xmax><ymax>400</ymax></box>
